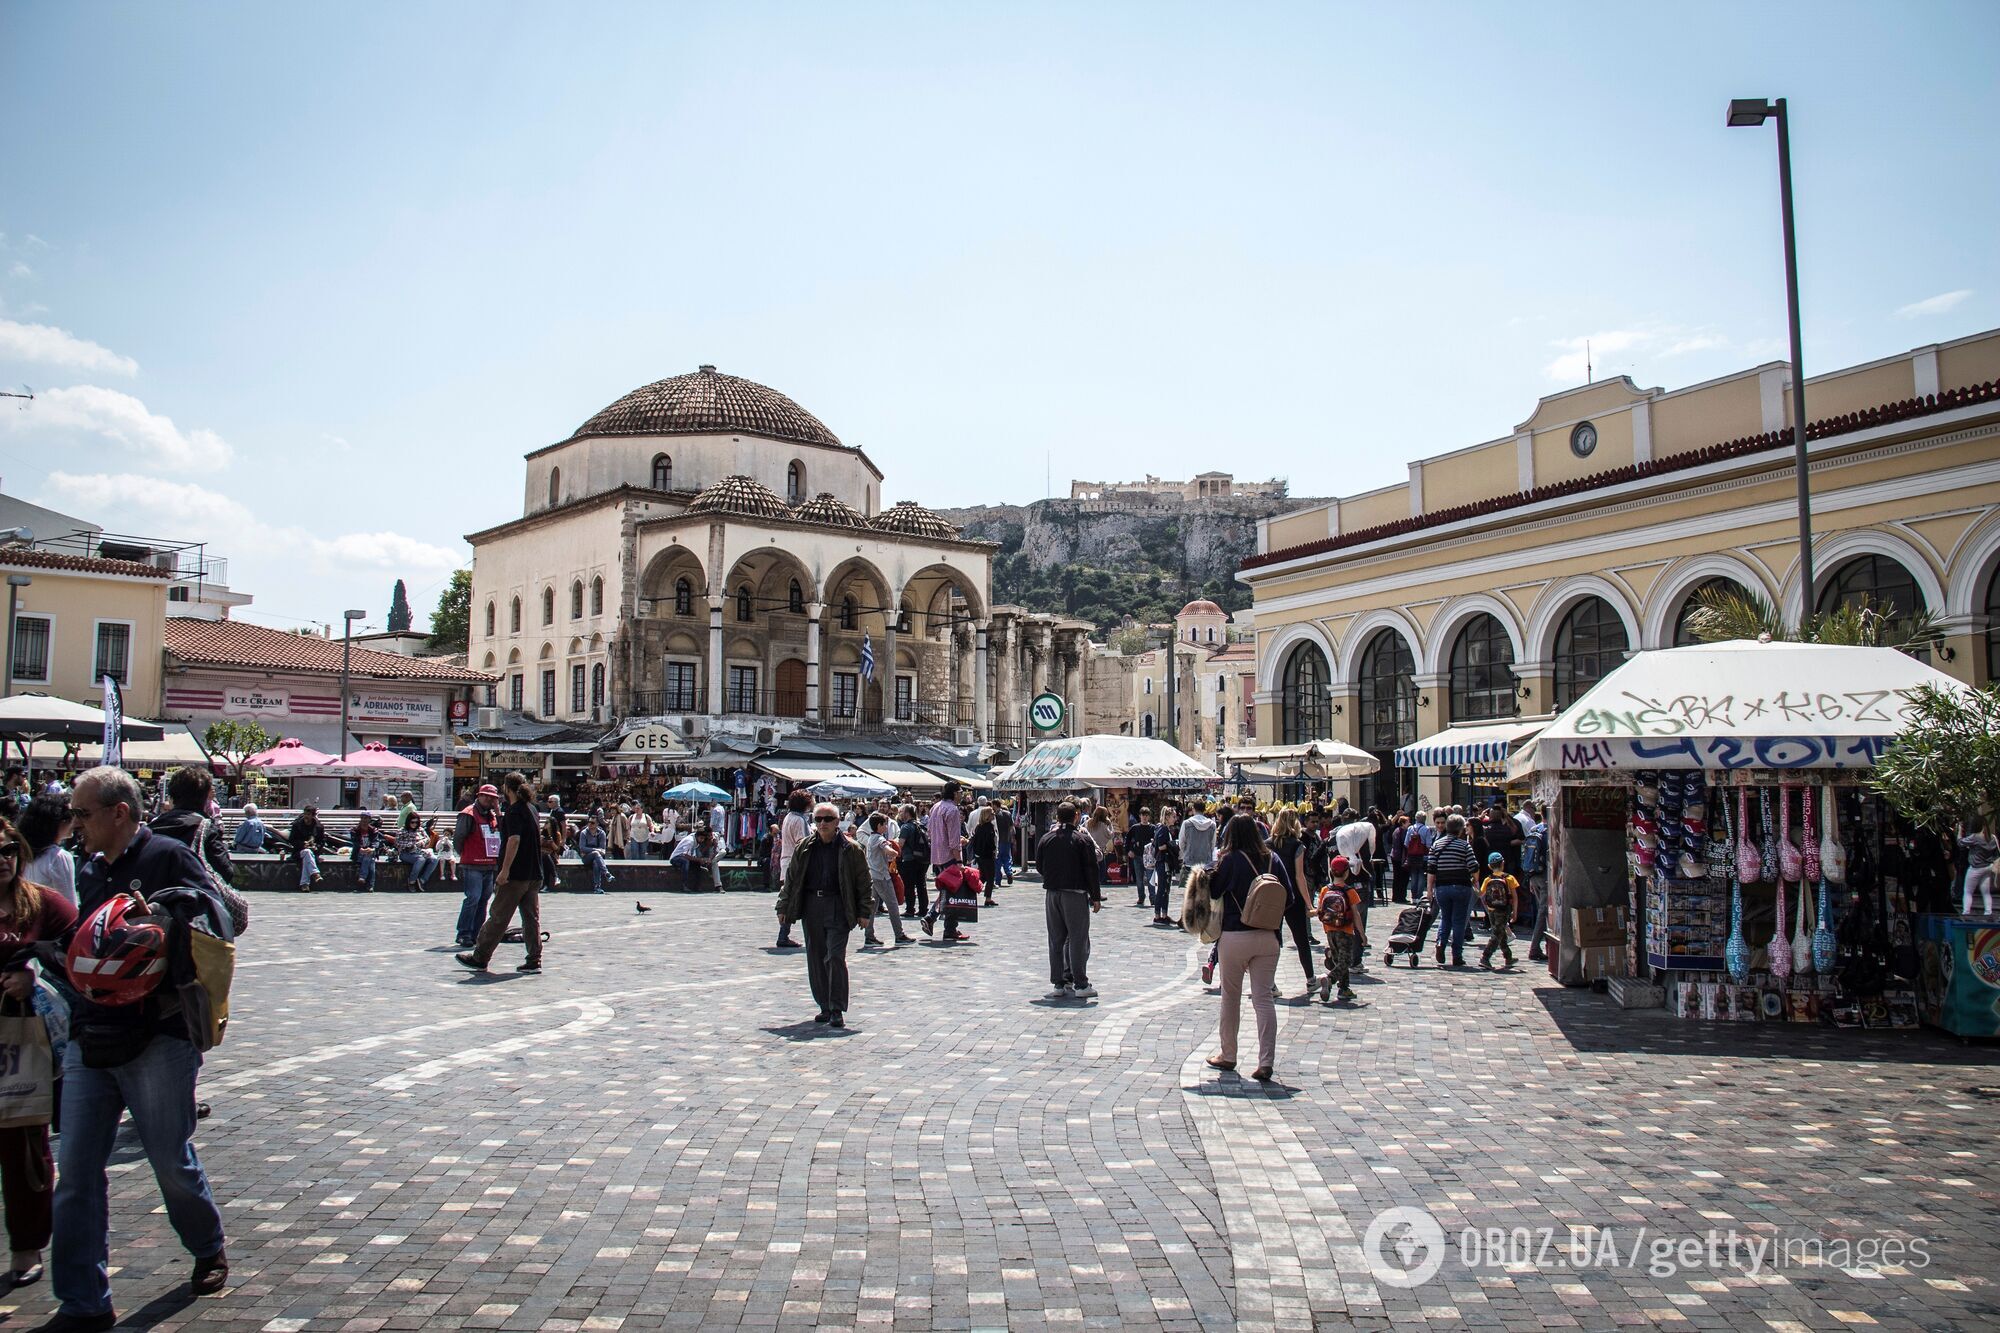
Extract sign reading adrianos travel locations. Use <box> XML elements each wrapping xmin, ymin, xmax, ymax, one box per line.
<box><xmin>348</xmin><ymin>691</ymin><xmax>445</xmax><ymax>729</ymax></box>
<box><xmin>1029</xmin><ymin>692</ymin><xmax>1066</xmax><ymax>733</ymax></box>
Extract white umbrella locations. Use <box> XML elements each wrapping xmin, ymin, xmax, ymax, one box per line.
<box><xmin>808</xmin><ymin>772</ymin><xmax>897</xmax><ymax>799</ymax></box>
<box><xmin>995</xmin><ymin>734</ymin><xmax>1223</xmax><ymax>793</ymax></box>
<box><xmin>0</xmin><ymin>693</ymin><xmax>164</xmax><ymax>745</ymax></box>
<box><xmin>1221</xmin><ymin>739</ymin><xmax>1380</xmax><ymax>780</ymax></box>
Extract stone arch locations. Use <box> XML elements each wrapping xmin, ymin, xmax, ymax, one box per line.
<box><xmin>900</xmin><ymin>560</ymin><xmax>988</xmax><ymax>627</ymax></box>
<box><xmin>566</xmin><ymin>636</ymin><xmax>585</xmax><ymax>656</ymax></box>
<box><xmin>1642</xmin><ymin>554</ymin><xmax>1776</xmax><ymax>650</ymax></box>
<box><xmin>638</xmin><ymin>545</ymin><xmax>708</xmax><ymax>620</ymax></box>
<box><xmin>481</xmin><ymin>651</ymin><xmax>496</xmax><ymax>670</ymax></box>
<box><xmin>1420</xmin><ymin>593</ymin><xmax>1524</xmax><ymax>678</ymax></box>
<box><xmin>1778</xmin><ymin>526</ymin><xmax>1945</xmax><ymax>625</ymax></box>
<box><xmin>1334</xmin><ymin>609</ymin><xmax>1421</xmax><ymax>687</ymax></box>
<box><xmin>723</xmin><ymin>546</ymin><xmax>817</xmax><ymax>621</ymax></box>
<box><xmin>1946</xmin><ymin>510</ymin><xmax>2000</xmax><ymax>623</ymax></box>
<box><xmin>506</xmin><ymin>647</ymin><xmax>521</xmax><ymax>665</ymax></box>
<box><xmin>822</xmin><ymin>555</ymin><xmax>895</xmax><ymax>627</ymax></box>
<box><xmin>1524</xmin><ymin>575</ymin><xmax>1641</xmax><ymax>665</ymax></box>
<box><xmin>537</xmin><ymin>641</ymin><xmax>555</xmax><ymax>660</ymax></box>
<box><xmin>1257</xmin><ymin>619</ymin><xmax>1339</xmax><ymax>693</ymax></box>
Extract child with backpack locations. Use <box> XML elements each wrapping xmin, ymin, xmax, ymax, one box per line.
<box><xmin>1315</xmin><ymin>855</ymin><xmax>1365</xmax><ymax>1003</ymax></box>
<box><xmin>1478</xmin><ymin>852</ymin><xmax>1519</xmax><ymax>969</ymax></box>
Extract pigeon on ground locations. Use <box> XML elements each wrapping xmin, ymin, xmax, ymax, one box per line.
<box><xmin>635</xmin><ymin>902</ymin><xmax>652</xmax><ymax>914</ymax></box>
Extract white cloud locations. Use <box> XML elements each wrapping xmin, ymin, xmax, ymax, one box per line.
<box><xmin>7</xmin><ymin>263</ymin><xmax>32</xmax><ymax>280</ymax></box>
<box><xmin>1894</xmin><ymin>289</ymin><xmax>1971</xmax><ymax>319</ymax></box>
<box><xmin>313</xmin><ymin>530</ymin><xmax>460</xmax><ymax>575</ymax></box>
<box><xmin>9</xmin><ymin>384</ymin><xmax>230</xmax><ymax>470</ymax></box>
<box><xmin>0</xmin><ymin>318</ymin><xmax>138</xmax><ymax>376</ymax></box>
<box><xmin>1545</xmin><ymin>324</ymin><xmax>1735</xmax><ymax>382</ymax></box>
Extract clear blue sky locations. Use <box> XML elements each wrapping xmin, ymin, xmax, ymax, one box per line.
<box><xmin>3</xmin><ymin>1</ymin><xmax>1995</xmax><ymax>632</ymax></box>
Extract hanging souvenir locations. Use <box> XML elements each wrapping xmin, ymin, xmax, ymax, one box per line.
<box><xmin>1758</xmin><ymin>787</ymin><xmax>1779</xmax><ymax>885</ymax></box>
<box><xmin>1735</xmin><ymin>788</ymin><xmax>1762</xmax><ymax>884</ymax></box>
<box><xmin>1800</xmin><ymin>784</ymin><xmax>1822</xmax><ymax>884</ymax></box>
<box><xmin>1723</xmin><ymin>793</ymin><xmax>1750</xmax><ymax>983</ymax></box>
<box><xmin>1768</xmin><ymin>847</ymin><xmax>1791</xmax><ymax>980</ymax></box>
<box><xmin>1791</xmin><ymin>879</ymin><xmax>1814</xmax><ymax>976</ymax></box>
<box><xmin>1819</xmin><ymin>783</ymin><xmax>1847</xmax><ymax>884</ymax></box>
<box><xmin>1775</xmin><ymin>785</ymin><xmax>1802</xmax><ymax>883</ymax></box>
<box><xmin>1811</xmin><ymin>877</ymin><xmax>1837</xmax><ymax>974</ymax></box>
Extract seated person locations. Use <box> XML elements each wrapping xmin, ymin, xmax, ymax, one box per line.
<box><xmin>671</xmin><ymin>825</ymin><xmax>719</xmax><ymax>891</ymax></box>
<box><xmin>232</xmin><ymin>802</ymin><xmax>269</xmax><ymax>851</ymax></box>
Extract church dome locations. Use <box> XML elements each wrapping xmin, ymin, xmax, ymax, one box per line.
<box><xmin>793</xmin><ymin>492</ymin><xmax>868</xmax><ymax>529</ymax></box>
<box><xmin>571</xmin><ymin>365</ymin><xmax>842</xmax><ymax>449</ymax></box>
<box><xmin>684</xmin><ymin>474</ymin><xmax>793</xmax><ymax>520</ymax></box>
<box><xmin>871</xmin><ymin>501</ymin><xmax>960</xmax><ymax>540</ymax></box>
<box><xmin>1178</xmin><ymin>599</ymin><xmax>1225</xmax><ymax>616</ymax></box>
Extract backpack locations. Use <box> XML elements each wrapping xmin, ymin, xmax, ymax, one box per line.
<box><xmin>1237</xmin><ymin>853</ymin><xmax>1289</xmax><ymax>931</ymax></box>
<box><xmin>1405</xmin><ymin>825</ymin><xmax>1429</xmax><ymax>857</ymax></box>
<box><xmin>1317</xmin><ymin>885</ymin><xmax>1352</xmax><ymax>930</ymax></box>
<box><xmin>904</xmin><ymin>820</ymin><xmax>930</xmax><ymax>863</ymax></box>
<box><xmin>1303</xmin><ymin>833</ymin><xmax>1332</xmax><ymax>888</ymax></box>
<box><xmin>1521</xmin><ymin>827</ymin><xmax>1545</xmax><ymax>875</ymax></box>
<box><xmin>1481</xmin><ymin>875</ymin><xmax>1513</xmax><ymax>914</ymax></box>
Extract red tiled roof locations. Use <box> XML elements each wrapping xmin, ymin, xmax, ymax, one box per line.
<box><xmin>1241</xmin><ymin>379</ymin><xmax>2000</xmax><ymax>573</ymax></box>
<box><xmin>165</xmin><ymin>618</ymin><xmax>496</xmax><ymax>683</ymax></box>
<box><xmin>0</xmin><ymin>547</ymin><xmax>174</xmax><ymax>579</ymax></box>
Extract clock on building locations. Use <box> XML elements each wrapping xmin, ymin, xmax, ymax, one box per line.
<box><xmin>1570</xmin><ymin>420</ymin><xmax>1598</xmax><ymax>458</ymax></box>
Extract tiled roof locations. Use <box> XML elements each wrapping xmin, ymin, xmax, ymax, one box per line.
<box><xmin>165</xmin><ymin>618</ymin><xmax>496</xmax><ymax>683</ymax></box>
<box><xmin>1179</xmin><ymin>599</ymin><xmax>1225</xmax><ymax>615</ymax></box>
<box><xmin>871</xmin><ymin>501</ymin><xmax>960</xmax><ymax>540</ymax></box>
<box><xmin>571</xmin><ymin>365</ymin><xmax>842</xmax><ymax>449</ymax></box>
<box><xmin>792</xmin><ymin>492</ymin><xmax>868</xmax><ymax>529</ymax></box>
<box><xmin>0</xmin><ymin>547</ymin><xmax>173</xmax><ymax>579</ymax></box>
<box><xmin>684</xmin><ymin>474</ymin><xmax>793</xmax><ymax>520</ymax></box>
<box><xmin>1241</xmin><ymin>378</ymin><xmax>2000</xmax><ymax>573</ymax></box>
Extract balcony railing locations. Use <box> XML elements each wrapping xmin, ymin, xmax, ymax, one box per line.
<box><xmin>623</xmin><ymin>685</ymin><xmax>988</xmax><ymax>740</ymax></box>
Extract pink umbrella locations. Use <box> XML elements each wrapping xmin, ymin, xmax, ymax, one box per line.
<box><xmin>243</xmin><ymin>737</ymin><xmax>339</xmax><ymax>777</ymax></box>
<box><xmin>328</xmin><ymin>742</ymin><xmax>435</xmax><ymax>779</ymax></box>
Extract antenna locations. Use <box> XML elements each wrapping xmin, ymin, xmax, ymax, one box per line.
<box><xmin>1586</xmin><ymin>341</ymin><xmax>1593</xmax><ymax>384</ymax></box>
<box><xmin>0</xmin><ymin>387</ymin><xmax>32</xmax><ymax>404</ymax></box>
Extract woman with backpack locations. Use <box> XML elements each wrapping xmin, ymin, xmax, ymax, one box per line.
<box><xmin>1205</xmin><ymin>813</ymin><xmax>1294</xmax><ymax>1084</ymax></box>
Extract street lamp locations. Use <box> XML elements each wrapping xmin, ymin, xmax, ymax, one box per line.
<box><xmin>2</xmin><ymin>574</ymin><xmax>29</xmax><ymax>699</ymax></box>
<box><xmin>337</xmin><ymin>609</ymin><xmax>366</xmax><ymax>766</ymax></box>
<box><xmin>1728</xmin><ymin>96</ymin><xmax>1817</xmax><ymax>608</ymax></box>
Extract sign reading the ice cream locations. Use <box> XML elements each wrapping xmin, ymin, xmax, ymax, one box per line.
<box><xmin>347</xmin><ymin>691</ymin><xmax>445</xmax><ymax>729</ymax></box>
<box><xmin>223</xmin><ymin>687</ymin><xmax>290</xmax><ymax>717</ymax></box>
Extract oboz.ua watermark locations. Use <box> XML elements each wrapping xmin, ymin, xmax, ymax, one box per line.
<box><xmin>1361</xmin><ymin>1206</ymin><xmax>1931</xmax><ymax>1287</ymax></box>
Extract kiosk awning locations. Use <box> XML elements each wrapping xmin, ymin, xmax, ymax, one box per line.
<box><xmin>752</xmin><ymin>755</ymin><xmax>862</xmax><ymax>784</ymax></box>
<box><xmin>849</xmin><ymin>758</ymin><xmax>947</xmax><ymax>792</ymax></box>
<box><xmin>1395</xmin><ymin>718</ymin><xmax>1550</xmax><ymax>769</ymax></box>
<box><xmin>922</xmin><ymin>763</ymin><xmax>993</xmax><ymax>791</ymax></box>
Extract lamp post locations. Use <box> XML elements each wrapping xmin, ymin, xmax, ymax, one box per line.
<box><xmin>2</xmin><ymin>574</ymin><xmax>29</xmax><ymax>699</ymax></box>
<box><xmin>1728</xmin><ymin>96</ymin><xmax>1816</xmax><ymax>609</ymax></box>
<box><xmin>337</xmin><ymin>609</ymin><xmax>366</xmax><ymax>762</ymax></box>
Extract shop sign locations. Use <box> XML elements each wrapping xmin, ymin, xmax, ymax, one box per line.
<box><xmin>1567</xmin><ymin>785</ymin><xmax>1627</xmax><ymax>830</ymax></box>
<box><xmin>449</xmin><ymin>699</ymin><xmax>471</xmax><ymax>723</ymax></box>
<box><xmin>386</xmin><ymin>744</ymin><xmax>437</xmax><ymax>768</ymax></box>
<box><xmin>223</xmin><ymin>686</ymin><xmax>290</xmax><ymax>717</ymax></box>
<box><xmin>481</xmin><ymin>751</ymin><xmax>547</xmax><ymax>770</ymax></box>
<box><xmin>348</xmin><ymin>691</ymin><xmax>444</xmax><ymax>729</ymax></box>
<box><xmin>613</xmin><ymin>726</ymin><xmax>691</xmax><ymax>754</ymax></box>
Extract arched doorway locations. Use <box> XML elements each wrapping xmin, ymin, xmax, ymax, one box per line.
<box><xmin>1448</xmin><ymin>613</ymin><xmax>1518</xmax><ymax>723</ymax></box>
<box><xmin>774</xmin><ymin>658</ymin><xmax>807</xmax><ymax>718</ymax></box>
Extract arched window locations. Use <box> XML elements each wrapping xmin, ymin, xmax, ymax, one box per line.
<box><xmin>838</xmin><ymin>596</ymin><xmax>856</xmax><ymax>630</ymax></box>
<box><xmin>1144</xmin><ymin>676</ymin><xmax>1154</xmax><ymax>695</ymax></box>
<box><xmin>1553</xmin><ymin>597</ymin><xmax>1629</xmax><ymax>709</ymax></box>
<box><xmin>590</xmin><ymin>576</ymin><xmax>604</xmax><ymax>616</ymax></box>
<box><xmin>509</xmin><ymin>597</ymin><xmax>521</xmax><ymax>633</ymax></box>
<box><xmin>651</xmin><ymin>453</ymin><xmax>672</xmax><ymax>490</ymax></box>
<box><xmin>590</xmin><ymin>662</ymin><xmax>605</xmax><ymax>709</ymax></box>
<box><xmin>570</xmin><ymin>580</ymin><xmax>584</xmax><ymax>620</ymax></box>
<box><xmin>1142</xmin><ymin>712</ymin><xmax>1156</xmax><ymax>738</ymax></box>
<box><xmin>1986</xmin><ymin>565</ymin><xmax>2000</xmax><ymax>684</ymax></box>
<box><xmin>1356</xmin><ymin>630</ymin><xmax>1416</xmax><ymax>753</ymax></box>
<box><xmin>1279</xmin><ymin>642</ymin><xmax>1332</xmax><ymax>745</ymax></box>
<box><xmin>788</xmin><ymin>580</ymin><xmax>804</xmax><ymax>613</ymax></box>
<box><xmin>1207</xmin><ymin>626</ymin><xmax>1216</xmax><ymax>643</ymax></box>
<box><xmin>1448</xmin><ymin>613</ymin><xmax>1518</xmax><ymax>722</ymax></box>
<box><xmin>736</xmin><ymin>585</ymin><xmax>753</xmax><ymax>622</ymax></box>
<box><xmin>541</xmin><ymin>587</ymin><xmax>555</xmax><ymax>626</ymax></box>
<box><xmin>674</xmin><ymin>577</ymin><xmax>693</xmax><ymax>617</ymax></box>
<box><xmin>1672</xmin><ymin>577</ymin><xmax>1751</xmax><ymax>646</ymax></box>
<box><xmin>1816</xmin><ymin>554</ymin><xmax>1927</xmax><ymax>621</ymax></box>
<box><xmin>548</xmin><ymin>467</ymin><xmax>561</xmax><ymax>508</ymax></box>
<box><xmin>786</xmin><ymin>461</ymin><xmax>805</xmax><ymax>504</ymax></box>
<box><xmin>484</xmin><ymin>601</ymin><xmax>496</xmax><ymax>637</ymax></box>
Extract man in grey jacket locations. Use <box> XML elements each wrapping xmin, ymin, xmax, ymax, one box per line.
<box><xmin>1177</xmin><ymin>803</ymin><xmax>1219</xmax><ymax>884</ymax></box>
<box><xmin>1038</xmin><ymin>801</ymin><xmax>1103</xmax><ymax>999</ymax></box>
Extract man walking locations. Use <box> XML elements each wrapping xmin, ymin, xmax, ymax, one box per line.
<box><xmin>45</xmin><ymin>767</ymin><xmax>228</xmax><ymax>1332</ymax></box>
<box><xmin>453</xmin><ymin>783</ymin><xmax>503</xmax><ymax>948</ymax></box>
<box><xmin>775</xmin><ymin>802</ymin><xmax>872</xmax><ymax>1027</ymax></box>
<box><xmin>1038</xmin><ymin>801</ymin><xmax>1103</xmax><ymax>999</ymax></box>
<box><xmin>457</xmin><ymin>772</ymin><xmax>545</xmax><ymax>974</ymax></box>
<box><xmin>775</xmin><ymin>791</ymin><xmax>809</xmax><ymax>947</ymax></box>
<box><xmin>921</xmin><ymin>783</ymin><xmax>967</xmax><ymax>940</ymax></box>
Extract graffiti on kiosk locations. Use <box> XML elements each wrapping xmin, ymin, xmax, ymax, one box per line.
<box><xmin>1570</xmin><ymin>688</ymin><xmax>1909</xmax><ymax>738</ymax></box>
<box><xmin>1557</xmin><ymin>734</ymin><xmax>1892</xmax><ymax>770</ymax></box>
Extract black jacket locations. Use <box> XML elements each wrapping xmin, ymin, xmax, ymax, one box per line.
<box><xmin>1035</xmin><ymin>825</ymin><xmax>1101</xmax><ymax>902</ymax></box>
<box><xmin>147</xmin><ymin>807</ymin><xmax>234</xmax><ymax>884</ymax></box>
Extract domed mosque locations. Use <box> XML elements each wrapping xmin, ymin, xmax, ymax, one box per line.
<box><xmin>464</xmin><ymin>367</ymin><xmax>1097</xmax><ymax>770</ymax></box>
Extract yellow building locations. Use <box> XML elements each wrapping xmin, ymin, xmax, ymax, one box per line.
<box><xmin>1241</xmin><ymin>328</ymin><xmax>2000</xmax><ymax>808</ymax></box>
<box><xmin>1</xmin><ymin>546</ymin><xmax>173</xmax><ymax>716</ymax></box>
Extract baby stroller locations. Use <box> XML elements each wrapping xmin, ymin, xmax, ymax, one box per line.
<box><xmin>1383</xmin><ymin>895</ymin><xmax>1437</xmax><ymax>967</ymax></box>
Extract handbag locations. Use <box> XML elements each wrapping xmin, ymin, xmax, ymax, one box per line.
<box><xmin>0</xmin><ymin>998</ymin><xmax>52</xmax><ymax>1130</ymax></box>
<box><xmin>182</xmin><ymin>928</ymin><xmax>235</xmax><ymax>1051</ymax></box>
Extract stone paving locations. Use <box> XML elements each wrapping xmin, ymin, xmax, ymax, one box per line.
<box><xmin>7</xmin><ymin>880</ymin><xmax>1997</xmax><ymax>1332</ymax></box>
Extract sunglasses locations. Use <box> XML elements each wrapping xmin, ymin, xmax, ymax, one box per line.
<box><xmin>0</xmin><ymin>843</ymin><xmax>19</xmax><ymax>860</ymax></box>
<box><xmin>814</xmin><ymin>815</ymin><xmax>839</xmax><ymax>823</ymax></box>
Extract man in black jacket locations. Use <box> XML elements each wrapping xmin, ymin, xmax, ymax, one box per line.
<box><xmin>145</xmin><ymin>765</ymin><xmax>233</xmax><ymax>887</ymax></box>
<box><xmin>1038</xmin><ymin>801</ymin><xmax>1103</xmax><ymax>1000</ymax></box>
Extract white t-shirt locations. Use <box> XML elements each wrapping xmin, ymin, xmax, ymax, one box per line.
<box><xmin>1514</xmin><ymin>808</ymin><xmax>1536</xmax><ymax>838</ymax></box>
<box><xmin>652</xmin><ymin>811</ymin><xmax>676</xmax><ymax>844</ymax></box>
<box><xmin>27</xmin><ymin>844</ymin><xmax>76</xmax><ymax>905</ymax></box>
<box><xmin>1335</xmin><ymin>820</ymin><xmax>1375</xmax><ymax>863</ymax></box>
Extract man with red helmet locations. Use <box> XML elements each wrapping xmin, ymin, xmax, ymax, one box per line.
<box><xmin>39</xmin><ymin>767</ymin><xmax>227</xmax><ymax>1332</ymax></box>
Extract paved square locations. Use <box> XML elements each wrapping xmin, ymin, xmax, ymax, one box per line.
<box><xmin>9</xmin><ymin>883</ymin><xmax>1996</xmax><ymax>1331</ymax></box>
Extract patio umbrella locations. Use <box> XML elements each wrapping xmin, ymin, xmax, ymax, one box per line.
<box><xmin>243</xmin><ymin>737</ymin><xmax>339</xmax><ymax>778</ymax></box>
<box><xmin>328</xmin><ymin>742</ymin><xmax>435</xmax><ymax>778</ymax></box>
<box><xmin>662</xmin><ymin>779</ymin><xmax>731</xmax><ymax>802</ymax></box>
<box><xmin>1221</xmin><ymin>739</ymin><xmax>1380</xmax><ymax>780</ymax></box>
<box><xmin>808</xmin><ymin>772</ymin><xmax>897</xmax><ymax>799</ymax></box>
<box><xmin>0</xmin><ymin>693</ymin><xmax>165</xmax><ymax>745</ymax></box>
<box><xmin>994</xmin><ymin>734</ymin><xmax>1223</xmax><ymax>793</ymax></box>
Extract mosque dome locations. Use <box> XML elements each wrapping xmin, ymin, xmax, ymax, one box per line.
<box><xmin>871</xmin><ymin>501</ymin><xmax>960</xmax><ymax>540</ymax></box>
<box><xmin>571</xmin><ymin>365</ymin><xmax>842</xmax><ymax>449</ymax></box>
<box><xmin>792</xmin><ymin>492</ymin><xmax>868</xmax><ymax>529</ymax></box>
<box><xmin>684</xmin><ymin>474</ymin><xmax>793</xmax><ymax>520</ymax></box>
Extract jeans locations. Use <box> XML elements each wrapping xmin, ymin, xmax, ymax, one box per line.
<box><xmin>456</xmin><ymin>865</ymin><xmax>496</xmax><ymax>944</ymax></box>
<box><xmin>1282</xmin><ymin>890</ymin><xmax>1316</xmax><ymax>987</ymax></box>
<box><xmin>1434</xmin><ymin>883</ymin><xmax>1474</xmax><ymax>961</ymax></box>
<box><xmin>583</xmin><ymin>849</ymin><xmax>609</xmax><ymax>892</ymax></box>
<box><xmin>997</xmin><ymin>840</ymin><xmax>1015</xmax><ymax>883</ymax></box>
<box><xmin>1149</xmin><ymin>862</ymin><xmax>1171</xmax><ymax>918</ymax></box>
<box><xmin>53</xmin><ymin>1036</ymin><xmax>224</xmax><ymax>1318</ymax></box>
<box><xmin>297</xmin><ymin>847</ymin><xmax>319</xmax><ymax>887</ymax></box>
<box><xmin>865</xmin><ymin>877</ymin><xmax>905</xmax><ymax>942</ymax></box>
<box><xmin>398</xmin><ymin>849</ymin><xmax>438</xmax><ymax>888</ymax></box>
<box><xmin>355</xmin><ymin>852</ymin><xmax>376</xmax><ymax>890</ymax></box>
<box><xmin>1045</xmin><ymin>891</ymin><xmax>1092</xmax><ymax>988</ymax></box>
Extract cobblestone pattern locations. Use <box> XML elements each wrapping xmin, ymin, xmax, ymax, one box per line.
<box><xmin>4</xmin><ymin>886</ymin><xmax>1995</xmax><ymax>1331</ymax></box>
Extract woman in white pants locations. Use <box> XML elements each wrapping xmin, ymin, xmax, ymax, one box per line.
<box><xmin>1204</xmin><ymin>814</ymin><xmax>1291</xmax><ymax>1083</ymax></box>
<box><xmin>1961</xmin><ymin>820</ymin><xmax>1997</xmax><ymax>914</ymax></box>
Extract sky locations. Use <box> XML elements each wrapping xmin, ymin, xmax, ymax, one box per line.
<box><xmin>2</xmin><ymin>1</ymin><xmax>1996</xmax><ymax>634</ymax></box>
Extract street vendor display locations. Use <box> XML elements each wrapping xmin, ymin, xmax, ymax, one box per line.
<box><xmin>1510</xmin><ymin>640</ymin><xmax>1970</xmax><ymax>1031</ymax></box>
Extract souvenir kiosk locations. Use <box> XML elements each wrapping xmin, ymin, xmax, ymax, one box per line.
<box><xmin>994</xmin><ymin>735</ymin><xmax>1223</xmax><ymax>869</ymax></box>
<box><xmin>1509</xmin><ymin>641</ymin><xmax>1971</xmax><ymax>1029</ymax></box>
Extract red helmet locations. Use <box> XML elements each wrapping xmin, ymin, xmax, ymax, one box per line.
<box><xmin>67</xmin><ymin>894</ymin><xmax>170</xmax><ymax>1006</ymax></box>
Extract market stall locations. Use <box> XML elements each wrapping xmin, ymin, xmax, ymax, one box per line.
<box><xmin>995</xmin><ymin>735</ymin><xmax>1223</xmax><ymax>877</ymax></box>
<box><xmin>1395</xmin><ymin>716</ymin><xmax>1550</xmax><ymax>808</ymax></box>
<box><xmin>1220</xmin><ymin>740</ymin><xmax>1379</xmax><ymax>801</ymax></box>
<box><xmin>1509</xmin><ymin>640</ymin><xmax>1971</xmax><ymax>1029</ymax></box>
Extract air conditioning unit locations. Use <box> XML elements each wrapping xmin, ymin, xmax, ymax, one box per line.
<box><xmin>477</xmin><ymin>707</ymin><xmax>502</xmax><ymax>730</ymax></box>
<box><xmin>754</xmin><ymin>726</ymin><xmax>779</xmax><ymax>747</ymax></box>
<box><xmin>679</xmin><ymin>716</ymin><xmax>706</xmax><ymax>738</ymax></box>
<box><xmin>951</xmin><ymin>727</ymin><xmax>976</xmax><ymax>746</ymax></box>
<box><xmin>590</xmin><ymin>705</ymin><xmax>607</xmax><ymax>724</ymax></box>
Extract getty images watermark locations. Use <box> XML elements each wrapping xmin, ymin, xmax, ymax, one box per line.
<box><xmin>1361</xmin><ymin>1206</ymin><xmax>1931</xmax><ymax>1288</ymax></box>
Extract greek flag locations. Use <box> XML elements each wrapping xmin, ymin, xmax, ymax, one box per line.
<box><xmin>861</xmin><ymin>632</ymin><xmax>875</xmax><ymax>683</ymax></box>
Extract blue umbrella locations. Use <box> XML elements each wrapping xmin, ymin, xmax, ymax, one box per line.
<box><xmin>663</xmin><ymin>779</ymin><xmax>730</xmax><ymax>802</ymax></box>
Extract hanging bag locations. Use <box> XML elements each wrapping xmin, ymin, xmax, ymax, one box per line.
<box><xmin>0</xmin><ymin>994</ymin><xmax>54</xmax><ymax>1130</ymax></box>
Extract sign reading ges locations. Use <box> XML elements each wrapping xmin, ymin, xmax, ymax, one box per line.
<box><xmin>1029</xmin><ymin>692</ymin><xmax>1066</xmax><ymax>733</ymax></box>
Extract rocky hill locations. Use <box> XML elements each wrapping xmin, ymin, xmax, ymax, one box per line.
<box><xmin>935</xmin><ymin>496</ymin><xmax>1324</xmax><ymax>631</ymax></box>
